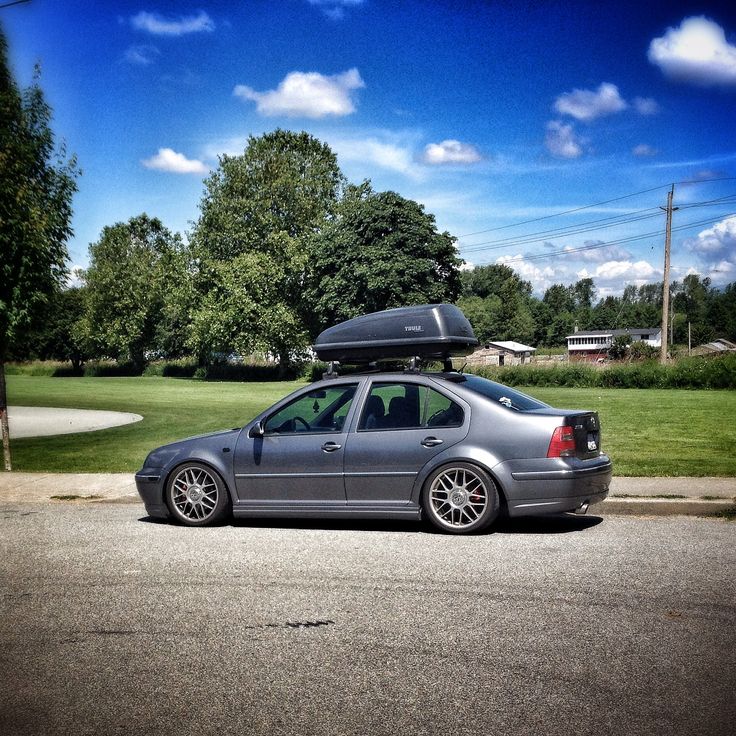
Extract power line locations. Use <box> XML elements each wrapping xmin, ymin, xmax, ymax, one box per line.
<box><xmin>484</xmin><ymin>212</ymin><xmax>735</xmax><ymax>265</ymax></box>
<box><xmin>455</xmin><ymin>184</ymin><xmax>671</xmax><ymax>239</ymax></box>
<box><xmin>458</xmin><ymin>194</ymin><xmax>736</xmax><ymax>254</ymax></box>
<box><xmin>459</xmin><ymin>209</ymin><xmax>663</xmax><ymax>252</ymax></box>
<box><xmin>456</xmin><ymin>177</ymin><xmax>736</xmax><ymax>241</ymax></box>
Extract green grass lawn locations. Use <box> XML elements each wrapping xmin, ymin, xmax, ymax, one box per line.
<box><xmin>6</xmin><ymin>375</ymin><xmax>736</xmax><ymax>476</ymax></box>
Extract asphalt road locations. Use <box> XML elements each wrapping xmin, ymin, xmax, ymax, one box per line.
<box><xmin>1</xmin><ymin>505</ymin><xmax>734</xmax><ymax>736</ymax></box>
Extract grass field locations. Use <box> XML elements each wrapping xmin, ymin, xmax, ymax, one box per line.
<box><xmin>6</xmin><ymin>375</ymin><xmax>736</xmax><ymax>476</ymax></box>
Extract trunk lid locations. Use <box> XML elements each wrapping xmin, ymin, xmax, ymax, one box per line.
<box><xmin>529</xmin><ymin>408</ymin><xmax>602</xmax><ymax>460</ymax></box>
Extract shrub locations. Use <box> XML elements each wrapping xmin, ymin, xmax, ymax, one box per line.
<box><xmin>143</xmin><ymin>359</ymin><xmax>198</xmax><ymax>378</ymax></box>
<box><xmin>82</xmin><ymin>361</ymin><xmax>142</xmax><ymax>377</ymax></box>
<box><xmin>5</xmin><ymin>361</ymin><xmax>67</xmax><ymax>376</ymax></box>
<box><xmin>466</xmin><ymin>353</ymin><xmax>736</xmax><ymax>390</ymax></box>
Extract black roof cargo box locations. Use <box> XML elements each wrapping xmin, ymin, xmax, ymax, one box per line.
<box><xmin>313</xmin><ymin>304</ymin><xmax>478</xmax><ymax>363</ymax></box>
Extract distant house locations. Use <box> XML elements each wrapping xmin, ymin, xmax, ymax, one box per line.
<box><xmin>566</xmin><ymin>328</ymin><xmax>662</xmax><ymax>362</ymax></box>
<box><xmin>465</xmin><ymin>340</ymin><xmax>536</xmax><ymax>367</ymax></box>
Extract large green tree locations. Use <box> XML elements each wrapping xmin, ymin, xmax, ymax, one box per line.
<box><xmin>190</xmin><ymin>130</ymin><xmax>342</xmax><ymax>370</ymax></box>
<box><xmin>459</xmin><ymin>264</ymin><xmax>535</xmax><ymax>343</ymax></box>
<box><xmin>81</xmin><ymin>214</ymin><xmax>186</xmax><ymax>370</ymax></box>
<box><xmin>9</xmin><ymin>286</ymin><xmax>89</xmax><ymax>370</ymax></box>
<box><xmin>303</xmin><ymin>184</ymin><xmax>462</xmax><ymax>334</ymax></box>
<box><xmin>0</xmin><ymin>29</ymin><xmax>78</xmax><ymax>469</ymax></box>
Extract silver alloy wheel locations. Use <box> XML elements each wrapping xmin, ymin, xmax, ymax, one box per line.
<box><xmin>428</xmin><ymin>466</ymin><xmax>488</xmax><ymax>529</ymax></box>
<box><xmin>170</xmin><ymin>466</ymin><xmax>220</xmax><ymax>522</ymax></box>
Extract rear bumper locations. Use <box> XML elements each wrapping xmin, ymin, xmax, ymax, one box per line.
<box><xmin>135</xmin><ymin>470</ymin><xmax>169</xmax><ymax>519</ymax></box>
<box><xmin>493</xmin><ymin>455</ymin><xmax>612</xmax><ymax>517</ymax></box>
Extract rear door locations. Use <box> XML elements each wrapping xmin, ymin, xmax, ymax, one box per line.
<box><xmin>343</xmin><ymin>379</ymin><xmax>469</xmax><ymax>504</ymax></box>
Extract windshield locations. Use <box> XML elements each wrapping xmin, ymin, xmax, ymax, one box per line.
<box><xmin>450</xmin><ymin>374</ymin><xmax>550</xmax><ymax>411</ymax></box>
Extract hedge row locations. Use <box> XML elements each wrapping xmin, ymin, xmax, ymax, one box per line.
<box><xmin>7</xmin><ymin>353</ymin><xmax>736</xmax><ymax>389</ymax></box>
<box><xmin>5</xmin><ymin>359</ymin><xmax>300</xmax><ymax>381</ymax></box>
<box><xmin>468</xmin><ymin>353</ymin><xmax>736</xmax><ymax>389</ymax></box>
<box><xmin>142</xmin><ymin>359</ymin><xmax>303</xmax><ymax>381</ymax></box>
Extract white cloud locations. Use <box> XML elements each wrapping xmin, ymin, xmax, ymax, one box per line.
<box><xmin>564</xmin><ymin>243</ymin><xmax>634</xmax><ymax>262</ymax></box>
<box><xmin>645</xmin><ymin>152</ymin><xmax>736</xmax><ymax>170</ymax></box>
<box><xmin>632</xmin><ymin>144</ymin><xmax>658</xmax><ymax>157</ymax></box>
<box><xmin>493</xmin><ymin>254</ymin><xmax>560</xmax><ymax>293</ymax></box>
<box><xmin>685</xmin><ymin>215</ymin><xmax>736</xmax><ymax>257</ymax></box>
<box><xmin>554</xmin><ymin>82</ymin><xmax>627</xmax><ymax>122</ymax></box>
<box><xmin>648</xmin><ymin>16</ymin><xmax>736</xmax><ymax>86</ymax></box>
<box><xmin>329</xmin><ymin>134</ymin><xmax>424</xmax><ymax>180</ymax></box>
<box><xmin>124</xmin><ymin>44</ymin><xmax>159</xmax><ymax>65</ymax></box>
<box><xmin>234</xmin><ymin>69</ymin><xmax>364</xmax><ymax>118</ymax></box>
<box><xmin>633</xmin><ymin>96</ymin><xmax>660</xmax><ymax>115</ymax></box>
<box><xmin>706</xmin><ymin>259</ymin><xmax>735</xmax><ymax>286</ymax></box>
<box><xmin>578</xmin><ymin>259</ymin><xmax>659</xmax><ymax>282</ymax></box>
<box><xmin>66</xmin><ymin>265</ymin><xmax>86</xmax><ymax>288</ymax></box>
<box><xmin>545</xmin><ymin>120</ymin><xmax>583</xmax><ymax>159</ymax></box>
<box><xmin>421</xmin><ymin>140</ymin><xmax>482</xmax><ymax>165</ymax></box>
<box><xmin>131</xmin><ymin>10</ymin><xmax>215</xmax><ymax>36</ymax></box>
<box><xmin>307</xmin><ymin>0</ymin><xmax>365</xmax><ymax>20</ymax></box>
<box><xmin>142</xmin><ymin>148</ymin><xmax>208</xmax><ymax>174</ymax></box>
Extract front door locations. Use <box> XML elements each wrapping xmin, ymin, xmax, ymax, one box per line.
<box><xmin>234</xmin><ymin>382</ymin><xmax>359</xmax><ymax>504</ymax></box>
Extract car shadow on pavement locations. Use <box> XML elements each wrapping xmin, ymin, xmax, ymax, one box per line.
<box><xmin>494</xmin><ymin>514</ymin><xmax>604</xmax><ymax>534</ymax></box>
<box><xmin>138</xmin><ymin>513</ymin><xmax>604</xmax><ymax>535</ymax></box>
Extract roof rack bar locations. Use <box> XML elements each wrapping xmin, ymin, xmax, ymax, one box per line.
<box><xmin>404</xmin><ymin>356</ymin><xmax>422</xmax><ymax>373</ymax></box>
<box><xmin>322</xmin><ymin>361</ymin><xmax>340</xmax><ymax>379</ymax></box>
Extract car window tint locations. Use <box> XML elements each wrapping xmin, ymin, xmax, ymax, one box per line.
<box><xmin>264</xmin><ymin>384</ymin><xmax>357</xmax><ymax>434</ymax></box>
<box><xmin>359</xmin><ymin>383</ymin><xmax>463</xmax><ymax>430</ymax></box>
<box><xmin>455</xmin><ymin>374</ymin><xmax>549</xmax><ymax>411</ymax></box>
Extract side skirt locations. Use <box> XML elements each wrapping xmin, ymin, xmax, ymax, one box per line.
<box><xmin>232</xmin><ymin>502</ymin><xmax>422</xmax><ymax>521</ymax></box>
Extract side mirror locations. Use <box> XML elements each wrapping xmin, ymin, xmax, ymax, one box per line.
<box><xmin>248</xmin><ymin>420</ymin><xmax>265</xmax><ymax>438</ymax></box>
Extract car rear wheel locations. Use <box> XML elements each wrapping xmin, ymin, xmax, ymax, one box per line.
<box><xmin>166</xmin><ymin>463</ymin><xmax>230</xmax><ymax>526</ymax></box>
<box><xmin>423</xmin><ymin>463</ymin><xmax>499</xmax><ymax>534</ymax></box>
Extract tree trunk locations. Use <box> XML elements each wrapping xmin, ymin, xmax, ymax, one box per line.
<box><xmin>277</xmin><ymin>350</ymin><xmax>289</xmax><ymax>380</ymax></box>
<box><xmin>0</xmin><ymin>361</ymin><xmax>11</xmax><ymax>471</ymax></box>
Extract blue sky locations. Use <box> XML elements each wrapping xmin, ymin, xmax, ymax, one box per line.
<box><xmin>3</xmin><ymin>0</ymin><xmax>736</xmax><ymax>296</ymax></box>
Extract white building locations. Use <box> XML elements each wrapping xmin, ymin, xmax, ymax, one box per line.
<box><xmin>466</xmin><ymin>340</ymin><xmax>536</xmax><ymax>367</ymax></box>
<box><xmin>566</xmin><ymin>329</ymin><xmax>661</xmax><ymax>362</ymax></box>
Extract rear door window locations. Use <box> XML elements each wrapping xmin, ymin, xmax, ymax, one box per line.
<box><xmin>358</xmin><ymin>382</ymin><xmax>463</xmax><ymax>430</ymax></box>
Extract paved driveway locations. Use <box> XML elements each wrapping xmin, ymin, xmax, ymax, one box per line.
<box><xmin>7</xmin><ymin>406</ymin><xmax>142</xmax><ymax>438</ymax></box>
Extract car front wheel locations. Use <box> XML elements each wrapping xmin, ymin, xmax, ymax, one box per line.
<box><xmin>166</xmin><ymin>463</ymin><xmax>230</xmax><ymax>526</ymax></box>
<box><xmin>423</xmin><ymin>463</ymin><xmax>499</xmax><ymax>534</ymax></box>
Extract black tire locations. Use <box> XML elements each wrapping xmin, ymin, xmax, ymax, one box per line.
<box><xmin>422</xmin><ymin>462</ymin><xmax>499</xmax><ymax>534</ymax></box>
<box><xmin>166</xmin><ymin>462</ymin><xmax>230</xmax><ymax>527</ymax></box>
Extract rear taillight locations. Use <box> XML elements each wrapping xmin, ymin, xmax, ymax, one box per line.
<box><xmin>547</xmin><ymin>426</ymin><xmax>576</xmax><ymax>457</ymax></box>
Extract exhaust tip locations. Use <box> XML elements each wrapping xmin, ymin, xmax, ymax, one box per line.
<box><xmin>574</xmin><ymin>501</ymin><xmax>589</xmax><ymax>515</ymax></box>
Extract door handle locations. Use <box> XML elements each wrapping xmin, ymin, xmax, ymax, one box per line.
<box><xmin>321</xmin><ymin>442</ymin><xmax>342</xmax><ymax>453</ymax></box>
<box><xmin>421</xmin><ymin>436</ymin><xmax>444</xmax><ymax>448</ymax></box>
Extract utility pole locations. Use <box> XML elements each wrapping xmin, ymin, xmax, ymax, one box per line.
<box><xmin>660</xmin><ymin>184</ymin><xmax>678</xmax><ymax>364</ymax></box>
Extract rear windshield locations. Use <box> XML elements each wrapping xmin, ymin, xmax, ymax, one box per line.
<box><xmin>447</xmin><ymin>374</ymin><xmax>550</xmax><ymax>411</ymax></box>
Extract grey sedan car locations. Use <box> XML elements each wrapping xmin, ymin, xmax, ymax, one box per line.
<box><xmin>135</xmin><ymin>370</ymin><xmax>612</xmax><ymax>534</ymax></box>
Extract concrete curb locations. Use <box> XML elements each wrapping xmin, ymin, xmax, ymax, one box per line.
<box><xmin>600</xmin><ymin>497</ymin><xmax>735</xmax><ymax>517</ymax></box>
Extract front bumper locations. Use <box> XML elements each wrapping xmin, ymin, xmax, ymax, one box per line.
<box><xmin>135</xmin><ymin>470</ymin><xmax>169</xmax><ymax>519</ymax></box>
<box><xmin>493</xmin><ymin>455</ymin><xmax>613</xmax><ymax>517</ymax></box>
